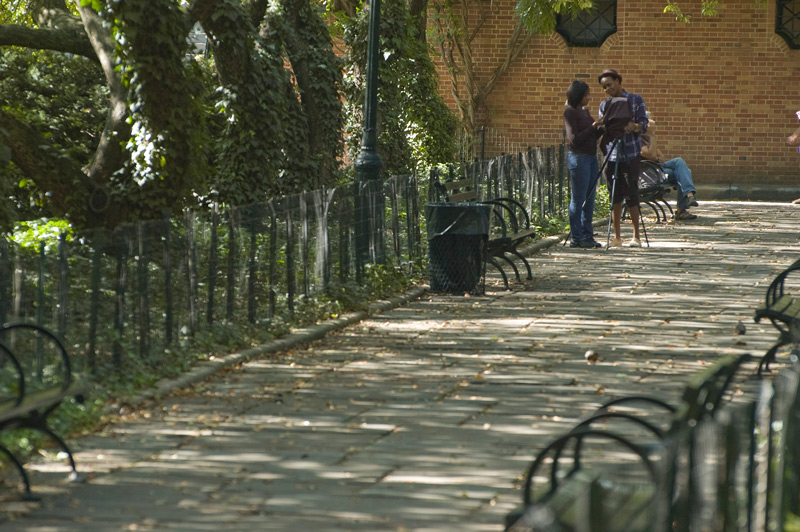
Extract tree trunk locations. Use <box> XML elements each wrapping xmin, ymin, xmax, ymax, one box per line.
<box><xmin>277</xmin><ymin>0</ymin><xmax>343</xmax><ymax>188</ymax></box>
<box><xmin>75</xmin><ymin>3</ymin><xmax>130</xmax><ymax>186</ymax></box>
<box><xmin>408</xmin><ymin>0</ymin><xmax>428</xmax><ymax>43</ymax></box>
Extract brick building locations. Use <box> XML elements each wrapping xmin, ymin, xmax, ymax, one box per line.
<box><xmin>430</xmin><ymin>0</ymin><xmax>800</xmax><ymax>195</ymax></box>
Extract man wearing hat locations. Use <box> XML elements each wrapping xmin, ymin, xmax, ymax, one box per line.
<box><xmin>597</xmin><ymin>69</ymin><xmax>649</xmax><ymax>247</ymax></box>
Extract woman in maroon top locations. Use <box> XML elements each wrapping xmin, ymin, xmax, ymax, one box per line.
<box><xmin>564</xmin><ymin>80</ymin><xmax>604</xmax><ymax>248</ymax></box>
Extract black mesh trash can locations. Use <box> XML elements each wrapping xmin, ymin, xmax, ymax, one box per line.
<box><xmin>426</xmin><ymin>203</ymin><xmax>491</xmax><ymax>295</ymax></box>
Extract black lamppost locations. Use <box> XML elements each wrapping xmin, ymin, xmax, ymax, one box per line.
<box><xmin>354</xmin><ymin>0</ymin><xmax>384</xmax><ymax>276</ymax></box>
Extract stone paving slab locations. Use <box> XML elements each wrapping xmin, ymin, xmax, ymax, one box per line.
<box><xmin>3</xmin><ymin>201</ymin><xmax>800</xmax><ymax>531</ymax></box>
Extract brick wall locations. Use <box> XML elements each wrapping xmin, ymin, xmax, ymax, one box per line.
<box><xmin>430</xmin><ymin>0</ymin><xmax>800</xmax><ymax>188</ymax></box>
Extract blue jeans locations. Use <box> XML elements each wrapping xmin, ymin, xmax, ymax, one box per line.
<box><xmin>662</xmin><ymin>157</ymin><xmax>696</xmax><ymax>209</ymax></box>
<box><xmin>567</xmin><ymin>151</ymin><xmax>598</xmax><ymax>242</ymax></box>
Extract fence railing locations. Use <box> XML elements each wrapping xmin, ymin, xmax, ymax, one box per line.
<box><xmin>0</xmin><ymin>173</ymin><xmax>421</xmax><ymax>376</ymax></box>
<box><xmin>0</xmin><ymin>142</ymin><xmax>567</xmax><ymax>379</ymax></box>
<box><xmin>431</xmin><ymin>144</ymin><xmax>570</xmax><ymax>225</ymax></box>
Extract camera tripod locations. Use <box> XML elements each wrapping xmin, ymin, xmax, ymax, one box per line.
<box><xmin>586</xmin><ymin>136</ymin><xmax>649</xmax><ymax>249</ymax></box>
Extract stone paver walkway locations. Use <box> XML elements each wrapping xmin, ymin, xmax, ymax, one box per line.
<box><xmin>3</xmin><ymin>201</ymin><xmax>799</xmax><ymax>531</ymax></box>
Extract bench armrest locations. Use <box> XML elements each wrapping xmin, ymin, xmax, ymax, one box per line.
<box><xmin>0</xmin><ymin>342</ymin><xmax>24</xmax><ymax>407</ymax></box>
<box><xmin>0</xmin><ymin>323</ymin><xmax>74</xmax><ymax>395</ymax></box>
<box><xmin>522</xmin><ymin>428</ymin><xmax>656</xmax><ymax>507</ymax></box>
<box><xmin>764</xmin><ymin>257</ymin><xmax>800</xmax><ymax>307</ymax></box>
<box><xmin>489</xmin><ymin>197</ymin><xmax>533</xmax><ymax>229</ymax></box>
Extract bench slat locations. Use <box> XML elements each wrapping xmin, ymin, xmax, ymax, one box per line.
<box><xmin>0</xmin><ymin>382</ymin><xmax>86</xmax><ymax>426</ymax></box>
<box><xmin>448</xmin><ymin>191</ymin><xmax>479</xmax><ymax>203</ymax></box>
<box><xmin>757</xmin><ymin>295</ymin><xmax>800</xmax><ymax>321</ymax></box>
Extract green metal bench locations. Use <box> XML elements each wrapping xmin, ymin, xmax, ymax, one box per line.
<box><xmin>754</xmin><ymin>257</ymin><xmax>800</xmax><ymax>373</ymax></box>
<box><xmin>0</xmin><ymin>323</ymin><xmax>86</xmax><ymax>500</ymax></box>
<box><xmin>431</xmin><ymin>168</ymin><xmax>536</xmax><ymax>289</ymax></box>
<box><xmin>505</xmin><ymin>354</ymin><xmax>752</xmax><ymax>532</ymax></box>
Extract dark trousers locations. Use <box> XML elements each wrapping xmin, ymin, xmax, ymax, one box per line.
<box><xmin>604</xmin><ymin>155</ymin><xmax>641</xmax><ymax>207</ymax></box>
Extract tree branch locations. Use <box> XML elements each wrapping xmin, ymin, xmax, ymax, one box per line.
<box><xmin>75</xmin><ymin>3</ymin><xmax>129</xmax><ymax>183</ymax></box>
<box><xmin>0</xmin><ymin>108</ymin><xmax>113</xmax><ymax>227</ymax></box>
<box><xmin>0</xmin><ymin>24</ymin><xmax>96</xmax><ymax>58</ymax></box>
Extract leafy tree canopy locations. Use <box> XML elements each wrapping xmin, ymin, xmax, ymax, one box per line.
<box><xmin>0</xmin><ymin>0</ymin><xmax>348</xmax><ymax>233</ymax></box>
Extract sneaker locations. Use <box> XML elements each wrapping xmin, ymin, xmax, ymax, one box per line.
<box><xmin>587</xmin><ymin>238</ymin><xmax>603</xmax><ymax>248</ymax></box>
<box><xmin>569</xmin><ymin>240</ymin><xmax>582</xmax><ymax>248</ymax></box>
<box><xmin>686</xmin><ymin>191</ymin><xmax>698</xmax><ymax>207</ymax></box>
<box><xmin>608</xmin><ymin>237</ymin><xmax>623</xmax><ymax>248</ymax></box>
<box><xmin>674</xmin><ymin>209</ymin><xmax>698</xmax><ymax>221</ymax></box>
<box><xmin>626</xmin><ymin>238</ymin><xmax>641</xmax><ymax>248</ymax></box>
<box><xmin>570</xmin><ymin>239</ymin><xmax>597</xmax><ymax>249</ymax></box>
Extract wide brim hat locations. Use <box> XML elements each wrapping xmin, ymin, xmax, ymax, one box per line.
<box><xmin>598</xmin><ymin>69</ymin><xmax>622</xmax><ymax>84</ymax></box>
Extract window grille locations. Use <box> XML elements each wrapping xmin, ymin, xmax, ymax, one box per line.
<box><xmin>776</xmin><ymin>0</ymin><xmax>800</xmax><ymax>49</ymax></box>
<box><xmin>555</xmin><ymin>0</ymin><xmax>617</xmax><ymax>47</ymax></box>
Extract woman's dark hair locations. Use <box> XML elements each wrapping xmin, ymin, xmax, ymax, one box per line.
<box><xmin>566</xmin><ymin>80</ymin><xmax>590</xmax><ymax>108</ymax></box>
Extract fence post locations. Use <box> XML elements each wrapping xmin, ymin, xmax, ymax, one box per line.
<box><xmin>388</xmin><ymin>177</ymin><xmax>401</xmax><ymax>260</ymax></box>
<box><xmin>226</xmin><ymin>208</ymin><xmax>236</xmax><ymax>322</ymax></box>
<box><xmin>37</xmin><ymin>241</ymin><xmax>44</xmax><ymax>329</ymax></box>
<box><xmin>558</xmin><ymin>142</ymin><xmax>566</xmax><ymax>210</ymax></box>
<box><xmin>0</xmin><ymin>237</ymin><xmax>7</xmax><ymax>325</ymax></box>
<box><xmin>339</xmin><ymin>197</ymin><xmax>350</xmax><ymax>282</ymax></box>
<box><xmin>207</xmin><ymin>203</ymin><xmax>218</xmax><ymax>325</ymax></box>
<box><xmin>137</xmin><ymin>222</ymin><xmax>150</xmax><ymax>360</ymax></box>
<box><xmin>88</xmin><ymin>230</ymin><xmax>103</xmax><ymax>373</ymax></box>
<box><xmin>57</xmin><ymin>233</ymin><xmax>68</xmax><ymax>339</ymax></box>
<box><xmin>112</xmin><ymin>228</ymin><xmax>128</xmax><ymax>370</ymax></box>
<box><xmin>301</xmin><ymin>192</ymin><xmax>310</xmax><ymax>298</ymax></box>
<box><xmin>247</xmin><ymin>210</ymin><xmax>258</xmax><ymax>324</ymax></box>
<box><xmin>286</xmin><ymin>200</ymin><xmax>295</xmax><ymax>317</ymax></box>
<box><xmin>162</xmin><ymin>214</ymin><xmax>173</xmax><ymax>346</ymax></box>
<box><xmin>186</xmin><ymin>211</ymin><xmax>198</xmax><ymax>337</ymax></box>
<box><xmin>268</xmin><ymin>201</ymin><xmax>277</xmax><ymax>320</ymax></box>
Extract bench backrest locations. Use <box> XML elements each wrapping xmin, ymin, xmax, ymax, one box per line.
<box><xmin>430</xmin><ymin>168</ymin><xmax>480</xmax><ymax>203</ymax></box>
<box><xmin>0</xmin><ymin>323</ymin><xmax>74</xmax><ymax>407</ymax></box>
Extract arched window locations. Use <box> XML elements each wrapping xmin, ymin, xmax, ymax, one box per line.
<box><xmin>776</xmin><ymin>0</ymin><xmax>800</xmax><ymax>49</ymax></box>
<box><xmin>555</xmin><ymin>0</ymin><xmax>617</xmax><ymax>47</ymax></box>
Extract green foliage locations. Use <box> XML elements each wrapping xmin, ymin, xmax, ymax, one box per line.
<box><xmin>0</xmin><ymin>0</ymin><xmax>32</xmax><ymax>24</ymax></box>
<box><xmin>594</xmin><ymin>183</ymin><xmax>610</xmax><ymax>219</ymax></box>
<box><xmin>11</xmin><ymin>218</ymin><xmax>72</xmax><ymax>252</ymax></box>
<box><xmin>201</xmin><ymin>0</ymin><xmax>289</xmax><ymax>204</ymax></box>
<box><xmin>661</xmin><ymin>0</ymin><xmax>765</xmax><ymax>21</ymax></box>
<box><xmin>530</xmin><ymin>184</ymin><xmax>609</xmax><ymax>237</ymax></box>
<box><xmin>201</xmin><ymin>0</ymin><xmax>346</xmax><ymax>203</ymax></box>
<box><xmin>338</xmin><ymin>0</ymin><xmax>459</xmax><ymax>176</ymax></box>
<box><xmin>3</xmin><ymin>0</ymin><xmax>348</xmax><ymax>227</ymax></box>
<box><xmin>262</xmin><ymin>1</ymin><xmax>345</xmax><ymax>190</ymax></box>
<box><xmin>515</xmin><ymin>0</ymin><xmax>595</xmax><ymax>34</ymax></box>
<box><xmin>0</xmin><ymin>48</ymin><xmax>108</xmax><ymax>227</ymax></box>
<box><xmin>104</xmin><ymin>0</ymin><xmax>208</xmax><ymax>217</ymax></box>
<box><xmin>364</xmin><ymin>260</ymin><xmax>425</xmax><ymax>299</ymax></box>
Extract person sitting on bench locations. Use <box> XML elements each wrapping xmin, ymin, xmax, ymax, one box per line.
<box><xmin>639</xmin><ymin>119</ymin><xmax>698</xmax><ymax>221</ymax></box>
<box><xmin>788</xmin><ymin>110</ymin><xmax>800</xmax><ymax>204</ymax></box>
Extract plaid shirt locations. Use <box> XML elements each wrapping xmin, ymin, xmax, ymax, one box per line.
<box><xmin>598</xmin><ymin>90</ymin><xmax>648</xmax><ymax>162</ymax></box>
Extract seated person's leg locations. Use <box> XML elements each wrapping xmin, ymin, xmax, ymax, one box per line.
<box><xmin>672</xmin><ymin>179</ymin><xmax>688</xmax><ymax>210</ymax></box>
<box><xmin>663</xmin><ymin>157</ymin><xmax>695</xmax><ymax>198</ymax></box>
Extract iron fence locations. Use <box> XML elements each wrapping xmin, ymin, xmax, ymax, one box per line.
<box><xmin>0</xmin><ymin>140</ymin><xmax>568</xmax><ymax>379</ymax></box>
<box><xmin>0</xmin><ymin>173</ymin><xmax>421</xmax><ymax>376</ymax></box>
<box><xmin>432</xmin><ymin>143</ymin><xmax>570</xmax><ymax>225</ymax></box>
